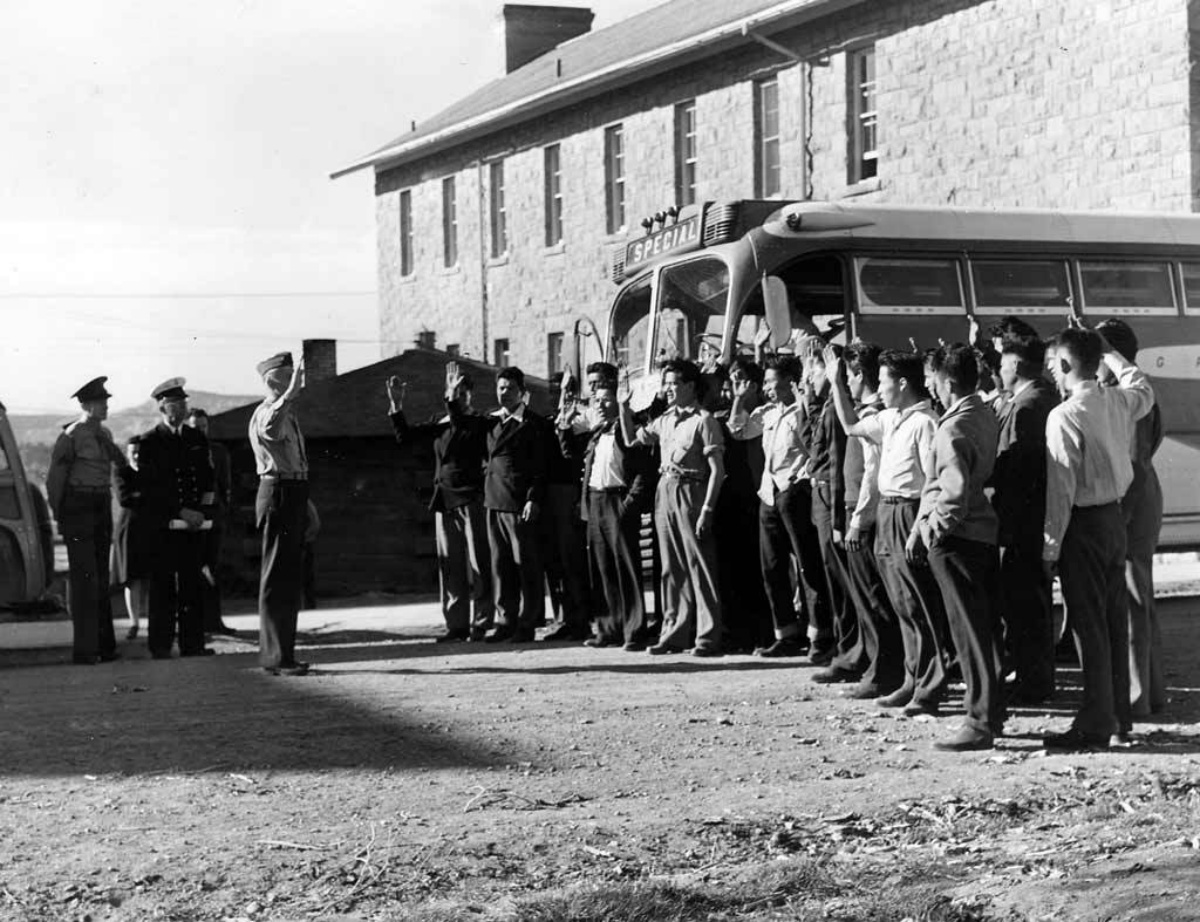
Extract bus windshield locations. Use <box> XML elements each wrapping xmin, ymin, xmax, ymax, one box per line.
<box><xmin>609</xmin><ymin>277</ymin><xmax>652</xmax><ymax>373</ymax></box>
<box><xmin>655</xmin><ymin>257</ymin><xmax>730</xmax><ymax>365</ymax></box>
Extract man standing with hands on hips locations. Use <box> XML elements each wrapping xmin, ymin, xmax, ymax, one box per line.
<box><xmin>250</xmin><ymin>352</ymin><xmax>310</xmax><ymax>676</ymax></box>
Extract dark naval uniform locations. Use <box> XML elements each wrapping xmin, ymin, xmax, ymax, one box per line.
<box><xmin>46</xmin><ymin>377</ymin><xmax>127</xmax><ymax>664</ymax></box>
<box><xmin>139</xmin><ymin>384</ymin><xmax>215</xmax><ymax>658</ymax></box>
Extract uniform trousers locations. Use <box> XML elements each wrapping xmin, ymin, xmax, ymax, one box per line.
<box><xmin>842</xmin><ymin>520</ymin><xmax>904</xmax><ymax>693</ymax></box>
<box><xmin>586</xmin><ymin>489</ymin><xmax>646</xmax><ymax>643</ymax></box>
<box><xmin>542</xmin><ymin>483</ymin><xmax>589</xmax><ymax>631</ymax></box>
<box><xmin>199</xmin><ymin>519</ymin><xmax>228</xmax><ymax>632</ymax></box>
<box><xmin>874</xmin><ymin>498</ymin><xmax>949</xmax><ymax>706</ymax></box>
<box><xmin>59</xmin><ymin>489</ymin><xmax>116</xmax><ymax>661</ymax></box>
<box><xmin>149</xmin><ymin>529</ymin><xmax>205</xmax><ymax>657</ymax></box>
<box><xmin>1059</xmin><ymin>502</ymin><xmax>1130</xmax><ymax>736</ymax></box>
<box><xmin>758</xmin><ymin>482</ymin><xmax>829</xmax><ymax>642</ymax></box>
<box><xmin>811</xmin><ymin>481</ymin><xmax>863</xmax><ymax>671</ymax></box>
<box><xmin>997</xmin><ymin>539</ymin><xmax>1055</xmax><ymax>698</ymax></box>
<box><xmin>1124</xmin><ymin>472</ymin><xmax>1164</xmax><ymax>716</ymax></box>
<box><xmin>654</xmin><ymin>476</ymin><xmax>722</xmax><ymax>651</ymax></box>
<box><xmin>487</xmin><ymin>508</ymin><xmax>545</xmax><ymax>635</ymax></box>
<box><xmin>435</xmin><ymin>500</ymin><xmax>494</xmax><ymax>635</ymax></box>
<box><xmin>257</xmin><ymin>478</ymin><xmax>308</xmax><ymax>668</ymax></box>
<box><xmin>928</xmin><ymin>535</ymin><xmax>1004</xmax><ymax>733</ymax></box>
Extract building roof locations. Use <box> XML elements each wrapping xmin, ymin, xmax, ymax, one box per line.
<box><xmin>207</xmin><ymin>349</ymin><xmax>553</xmax><ymax>442</ymax></box>
<box><xmin>333</xmin><ymin>0</ymin><xmax>860</xmax><ymax>178</ymax></box>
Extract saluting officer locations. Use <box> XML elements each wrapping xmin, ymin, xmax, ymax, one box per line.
<box><xmin>47</xmin><ymin>376</ymin><xmax>128</xmax><ymax>665</ymax></box>
<box><xmin>138</xmin><ymin>378</ymin><xmax>216</xmax><ymax>659</ymax></box>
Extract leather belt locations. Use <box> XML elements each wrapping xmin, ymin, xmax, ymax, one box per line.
<box><xmin>67</xmin><ymin>485</ymin><xmax>110</xmax><ymax>495</ymax></box>
<box><xmin>261</xmin><ymin>472</ymin><xmax>308</xmax><ymax>482</ymax></box>
<box><xmin>881</xmin><ymin>495</ymin><xmax>919</xmax><ymax>505</ymax></box>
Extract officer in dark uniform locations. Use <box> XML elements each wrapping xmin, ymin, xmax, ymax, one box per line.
<box><xmin>137</xmin><ymin>378</ymin><xmax>215</xmax><ymax>659</ymax></box>
<box><xmin>47</xmin><ymin>376</ymin><xmax>128</xmax><ymax>665</ymax></box>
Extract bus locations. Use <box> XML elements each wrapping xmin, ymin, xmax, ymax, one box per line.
<box><xmin>595</xmin><ymin>200</ymin><xmax>1200</xmax><ymax>548</ymax></box>
<box><xmin>0</xmin><ymin>399</ymin><xmax>53</xmax><ymax>606</ymax></box>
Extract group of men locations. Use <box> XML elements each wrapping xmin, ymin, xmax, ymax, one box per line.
<box><xmin>399</xmin><ymin>314</ymin><xmax>1162</xmax><ymax>755</ymax></box>
<box><xmin>47</xmin><ymin>350</ymin><xmax>313</xmax><ymax>676</ymax></box>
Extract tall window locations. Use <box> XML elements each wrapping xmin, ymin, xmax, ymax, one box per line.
<box><xmin>544</xmin><ymin>144</ymin><xmax>563</xmax><ymax>246</ymax></box>
<box><xmin>848</xmin><ymin>46</ymin><xmax>878</xmax><ymax>183</ymax></box>
<box><xmin>493</xmin><ymin>338</ymin><xmax>511</xmax><ymax>367</ymax></box>
<box><xmin>442</xmin><ymin>176</ymin><xmax>458</xmax><ymax>267</ymax></box>
<box><xmin>489</xmin><ymin>160</ymin><xmax>508</xmax><ymax>258</ymax></box>
<box><xmin>547</xmin><ymin>332</ymin><xmax>565</xmax><ymax>377</ymax></box>
<box><xmin>399</xmin><ymin>189</ymin><xmax>414</xmax><ymax>276</ymax></box>
<box><xmin>674</xmin><ymin>101</ymin><xmax>697</xmax><ymax>207</ymax></box>
<box><xmin>754</xmin><ymin>78</ymin><xmax>781</xmax><ymax>197</ymax></box>
<box><xmin>604</xmin><ymin>124</ymin><xmax>626</xmax><ymax>235</ymax></box>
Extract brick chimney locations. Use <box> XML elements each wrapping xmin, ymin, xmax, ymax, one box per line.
<box><xmin>503</xmin><ymin>4</ymin><xmax>594</xmax><ymax>74</ymax></box>
<box><xmin>302</xmin><ymin>339</ymin><xmax>337</xmax><ymax>384</ymax></box>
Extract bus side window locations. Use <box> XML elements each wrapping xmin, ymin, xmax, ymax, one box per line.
<box><xmin>1181</xmin><ymin>263</ymin><xmax>1200</xmax><ymax>314</ymax></box>
<box><xmin>1079</xmin><ymin>260</ymin><xmax>1176</xmax><ymax>316</ymax></box>
<box><xmin>856</xmin><ymin>257</ymin><xmax>964</xmax><ymax>314</ymax></box>
<box><xmin>971</xmin><ymin>259</ymin><xmax>1072</xmax><ymax>314</ymax></box>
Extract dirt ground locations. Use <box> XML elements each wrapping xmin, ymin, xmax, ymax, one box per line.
<box><xmin>1</xmin><ymin>598</ymin><xmax>1200</xmax><ymax>922</ymax></box>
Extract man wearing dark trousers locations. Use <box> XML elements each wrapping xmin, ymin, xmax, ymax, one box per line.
<box><xmin>560</xmin><ymin>380</ymin><xmax>654</xmax><ymax>649</ymax></box>
<box><xmin>475</xmin><ymin>366</ymin><xmax>549</xmax><ymax>643</ymax></box>
<box><xmin>542</xmin><ymin>371</ymin><xmax>591</xmax><ymax>641</ymax></box>
<box><xmin>139</xmin><ymin>378</ymin><xmax>215</xmax><ymax>660</ymax></box>
<box><xmin>388</xmin><ymin>362</ymin><xmax>494</xmax><ymax>642</ymax></box>
<box><xmin>913</xmin><ymin>345</ymin><xmax>1004</xmax><ymax>751</ymax></box>
<box><xmin>1043</xmin><ymin>321</ymin><xmax>1154</xmax><ymax>750</ymax></box>
<box><xmin>827</xmin><ymin>349</ymin><xmax>948</xmax><ymax>715</ymax></box>
<box><xmin>186</xmin><ymin>408</ymin><xmax>235</xmax><ymax>637</ymax></box>
<box><xmin>47</xmin><ymin>376</ymin><xmax>128</xmax><ymax>665</ymax></box>
<box><xmin>826</xmin><ymin>344</ymin><xmax>904</xmax><ymax>700</ymax></box>
<box><xmin>250</xmin><ymin>352</ymin><xmax>310</xmax><ymax>676</ymax></box>
<box><xmin>728</xmin><ymin>355</ymin><xmax>821</xmax><ymax>658</ymax></box>
<box><xmin>991</xmin><ymin>335</ymin><xmax>1059</xmax><ymax>704</ymax></box>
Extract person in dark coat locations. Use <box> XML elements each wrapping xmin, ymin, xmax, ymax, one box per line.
<box><xmin>388</xmin><ymin>362</ymin><xmax>494</xmax><ymax>642</ymax></box>
<box><xmin>111</xmin><ymin>436</ymin><xmax>152</xmax><ymax>641</ymax></box>
<box><xmin>138</xmin><ymin>378</ymin><xmax>216</xmax><ymax>660</ymax></box>
<box><xmin>187</xmin><ymin>408</ymin><xmax>235</xmax><ymax>636</ymax></box>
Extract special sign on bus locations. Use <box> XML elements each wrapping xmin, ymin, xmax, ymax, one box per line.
<box><xmin>626</xmin><ymin>216</ymin><xmax>701</xmax><ymax>270</ymax></box>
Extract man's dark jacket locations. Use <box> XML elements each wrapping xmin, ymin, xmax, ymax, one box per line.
<box><xmin>137</xmin><ymin>423</ymin><xmax>215</xmax><ymax>531</ymax></box>
<box><xmin>391</xmin><ymin>403</ymin><xmax>489</xmax><ymax>512</ymax></box>
<box><xmin>991</xmin><ymin>377</ymin><xmax>1059</xmax><ymax>548</ymax></box>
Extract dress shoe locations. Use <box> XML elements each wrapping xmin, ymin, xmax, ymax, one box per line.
<box><xmin>208</xmin><ymin>624</ymin><xmax>238</xmax><ymax>637</ymax></box>
<box><xmin>903</xmin><ymin>700</ymin><xmax>940</xmax><ymax>717</ymax></box>
<box><xmin>808</xmin><ymin>648</ymin><xmax>835</xmax><ymax>667</ymax></box>
<box><xmin>511</xmin><ymin>631</ymin><xmax>536</xmax><ymax>643</ymax></box>
<box><xmin>98</xmin><ymin>651</ymin><xmax>121</xmax><ymax>663</ymax></box>
<box><xmin>435</xmin><ymin>630</ymin><xmax>470</xmax><ymax>644</ymax></box>
<box><xmin>468</xmin><ymin>628</ymin><xmax>489</xmax><ymax>641</ymax></box>
<box><xmin>71</xmin><ymin>654</ymin><xmax>98</xmax><ymax>666</ymax></box>
<box><xmin>265</xmin><ymin>661</ymin><xmax>310</xmax><ymax>677</ymax></box>
<box><xmin>1043</xmin><ymin>728</ymin><xmax>1110</xmax><ymax>751</ymax></box>
<box><xmin>1110</xmin><ymin>731</ymin><xmax>1134</xmax><ymax>748</ymax></box>
<box><xmin>753</xmin><ymin>639</ymin><xmax>807</xmax><ymax>658</ymax></box>
<box><xmin>876</xmin><ymin>686</ymin><xmax>914</xmax><ymax>708</ymax></box>
<box><xmin>542</xmin><ymin>624</ymin><xmax>590</xmax><ymax>642</ymax></box>
<box><xmin>844</xmin><ymin>681</ymin><xmax>884</xmax><ymax>700</ymax></box>
<box><xmin>181</xmin><ymin>648</ymin><xmax>216</xmax><ymax>657</ymax></box>
<box><xmin>125</xmin><ymin>625</ymin><xmax>140</xmax><ymax>641</ymax></box>
<box><xmin>690</xmin><ymin>646</ymin><xmax>723</xmax><ymax>658</ymax></box>
<box><xmin>1006</xmin><ymin>684</ymin><xmax>1053</xmax><ymax>706</ymax></box>
<box><xmin>934</xmin><ymin>726</ymin><xmax>995</xmax><ymax>752</ymax></box>
<box><xmin>484</xmin><ymin>628</ymin><xmax>515</xmax><ymax>644</ymax></box>
<box><xmin>812</xmin><ymin>666</ymin><xmax>861</xmax><ymax>684</ymax></box>
<box><xmin>623</xmin><ymin>640</ymin><xmax>647</xmax><ymax>652</ymax></box>
<box><xmin>647</xmin><ymin>643</ymin><xmax>685</xmax><ymax>656</ymax></box>
<box><xmin>583</xmin><ymin>636</ymin><xmax>618</xmax><ymax>648</ymax></box>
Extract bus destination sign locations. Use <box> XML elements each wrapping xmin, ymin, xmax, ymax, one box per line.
<box><xmin>625</xmin><ymin>215</ymin><xmax>701</xmax><ymax>273</ymax></box>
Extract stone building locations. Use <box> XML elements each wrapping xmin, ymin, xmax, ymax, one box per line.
<box><xmin>336</xmin><ymin>0</ymin><xmax>1200</xmax><ymax>375</ymax></box>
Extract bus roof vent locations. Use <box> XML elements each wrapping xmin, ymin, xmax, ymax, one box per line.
<box><xmin>702</xmin><ymin>202</ymin><xmax>740</xmax><ymax>246</ymax></box>
<box><xmin>610</xmin><ymin>245</ymin><xmax>626</xmax><ymax>283</ymax></box>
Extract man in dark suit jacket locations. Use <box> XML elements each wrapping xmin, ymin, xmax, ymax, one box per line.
<box><xmin>138</xmin><ymin>378</ymin><xmax>215</xmax><ymax>659</ymax></box>
<box><xmin>388</xmin><ymin>362</ymin><xmax>494</xmax><ymax>642</ymax></box>
<box><xmin>991</xmin><ymin>334</ymin><xmax>1059</xmax><ymax>704</ymax></box>
<box><xmin>558</xmin><ymin>377</ymin><xmax>653</xmax><ymax>649</ymax></box>
<box><xmin>466</xmin><ymin>365</ymin><xmax>549</xmax><ymax>642</ymax></box>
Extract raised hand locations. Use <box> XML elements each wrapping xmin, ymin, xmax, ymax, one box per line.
<box><xmin>967</xmin><ymin>314</ymin><xmax>982</xmax><ymax>346</ymax></box>
<box><xmin>386</xmin><ymin>375</ymin><xmax>407</xmax><ymax>410</ymax></box>
<box><xmin>445</xmin><ymin>362</ymin><xmax>465</xmax><ymax>401</ymax></box>
<box><xmin>821</xmin><ymin>344</ymin><xmax>842</xmax><ymax>379</ymax></box>
<box><xmin>617</xmin><ymin>366</ymin><xmax>633</xmax><ymax>405</ymax></box>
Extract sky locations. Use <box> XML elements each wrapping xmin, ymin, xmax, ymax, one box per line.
<box><xmin>1</xmin><ymin>0</ymin><xmax>657</xmax><ymax>413</ymax></box>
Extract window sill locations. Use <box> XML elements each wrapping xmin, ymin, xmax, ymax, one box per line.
<box><xmin>839</xmin><ymin>176</ymin><xmax>882</xmax><ymax>199</ymax></box>
<box><xmin>439</xmin><ymin>263</ymin><xmax>462</xmax><ymax>276</ymax></box>
<box><xmin>487</xmin><ymin>254</ymin><xmax>510</xmax><ymax>268</ymax></box>
<box><xmin>543</xmin><ymin>242</ymin><xmax>566</xmax><ymax>257</ymax></box>
<box><xmin>603</xmin><ymin>229</ymin><xmax>628</xmax><ymax>245</ymax></box>
<box><xmin>397</xmin><ymin>272</ymin><xmax>417</xmax><ymax>285</ymax></box>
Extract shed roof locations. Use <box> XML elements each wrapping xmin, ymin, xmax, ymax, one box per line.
<box><xmin>333</xmin><ymin>0</ymin><xmax>860</xmax><ymax>178</ymax></box>
<box><xmin>207</xmin><ymin>349</ymin><xmax>554</xmax><ymax>442</ymax></box>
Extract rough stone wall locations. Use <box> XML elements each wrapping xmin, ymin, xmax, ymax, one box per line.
<box><xmin>373</xmin><ymin>0</ymin><xmax>1195</xmax><ymax>367</ymax></box>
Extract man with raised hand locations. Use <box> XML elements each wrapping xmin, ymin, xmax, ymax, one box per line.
<box><xmin>388</xmin><ymin>361</ymin><xmax>494</xmax><ymax>643</ymax></box>
<box><xmin>47</xmin><ymin>376</ymin><xmax>128</xmax><ymax>665</ymax></box>
<box><xmin>250</xmin><ymin>352</ymin><xmax>310</xmax><ymax>676</ymax></box>
<box><xmin>1042</xmin><ymin>320</ymin><xmax>1154</xmax><ymax>750</ymax></box>
<box><xmin>913</xmin><ymin>345</ymin><xmax>1004</xmax><ymax>751</ymax></box>
<box><xmin>824</xmin><ymin>347</ymin><xmax>949</xmax><ymax>717</ymax></box>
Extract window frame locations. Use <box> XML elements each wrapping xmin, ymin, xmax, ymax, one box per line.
<box><xmin>754</xmin><ymin>77</ymin><xmax>782</xmax><ymax>198</ymax></box>
<box><xmin>544</xmin><ymin>144</ymin><xmax>563</xmax><ymax>247</ymax></box>
<box><xmin>604</xmin><ymin>124</ymin><xmax>626</xmax><ymax>235</ymax></box>
<box><xmin>489</xmin><ymin>160</ymin><xmax>508</xmax><ymax>259</ymax></box>
<box><xmin>442</xmin><ymin>176</ymin><xmax>458</xmax><ymax>268</ymax></box>
<box><xmin>968</xmin><ymin>257</ymin><xmax>1076</xmax><ymax>316</ymax></box>
<box><xmin>854</xmin><ymin>255</ymin><xmax>966</xmax><ymax>316</ymax></box>
<box><xmin>1075</xmin><ymin>258</ymin><xmax>1179</xmax><ymax>317</ymax></box>
<box><xmin>673</xmin><ymin>100</ymin><xmax>697</xmax><ymax>207</ymax></box>
<box><xmin>493</xmin><ymin>338</ymin><xmax>511</xmax><ymax>367</ymax></box>
<box><xmin>546</xmin><ymin>332</ymin><xmax>565</xmax><ymax>378</ymax></box>
<box><xmin>399</xmin><ymin>188</ymin><xmax>414</xmax><ymax>277</ymax></box>
<box><xmin>847</xmin><ymin>45</ymin><xmax>878</xmax><ymax>184</ymax></box>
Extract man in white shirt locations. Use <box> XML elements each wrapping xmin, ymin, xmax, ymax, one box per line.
<box><xmin>1042</xmin><ymin>320</ymin><xmax>1154</xmax><ymax>751</ymax></box>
